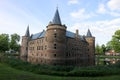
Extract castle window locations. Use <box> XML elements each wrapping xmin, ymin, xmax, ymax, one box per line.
<box><xmin>66</xmin><ymin>52</ymin><xmax>70</xmax><ymax>57</ymax></box>
<box><xmin>45</xmin><ymin>54</ymin><xmax>47</xmax><ymax>57</ymax></box>
<box><xmin>39</xmin><ymin>40</ymin><xmax>41</xmax><ymax>43</ymax></box>
<box><xmin>26</xmin><ymin>47</ymin><xmax>28</xmax><ymax>50</ymax></box>
<box><xmin>41</xmin><ymin>60</ymin><xmax>42</xmax><ymax>63</ymax></box>
<box><xmin>41</xmin><ymin>53</ymin><xmax>43</xmax><ymax>56</ymax></box>
<box><xmin>66</xmin><ymin>53</ymin><xmax>68</xmax><ymax>57</ymax></box>
<box><xmin>54</xmin><ymin>44</ymin><xmax>56</xmax><ymax>49</ymax></box>
<box><xmin>54</xmin><ymin>54</ymin><xmax>56</xmax><ymax>57</ymax></box>
<box><xmin>41</xmin><ymin>46</ymin><xmax>43</xmax><ymax>50</ymax></box>
<box><xmin>45</xmin><ymin>45</ymin><xmax>47</xmax><ymax>50</ymax></box>
<box><xmin>54</xmin><ymin>33</ymin><xmax>57</xmax><ymax>38</ymax></box>
<box><xmin>88</xmin><ymin>49</ymin><xmax>89</xmax><ymax>51</ymax></box>
<box><xmin>37</xmin><ymin>53</ymin><xmax>38</xmax><ymax>56</ymax></box>
<box><xmin>45</xmin><ymin>37</ymin><xmax>47</xmax><ymax>41</ymax></box>
<box><xmin>37</xmin><ymin>46</ymin><xmax>39</xmax><ymax>50</ymax></box>
<box><xmin>37</xmin><ymin>46</ymin><xmax>38</xmax><ymax>50</ymax></box>
<box><xmin>42</xmin><ymin>39</ymin><xmax>43</xmax><ymax>43</ymax></box>
<box><xmin>36</xmin><ymin>59</ymin><xmax>38</xmax><ymax>63</ymax></box>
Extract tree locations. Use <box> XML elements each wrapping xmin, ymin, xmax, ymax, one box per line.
<box><xmin>0</xmin><ymin>34</ymin><xmax>9</xmax><ymax>52</ymax></box>
<box><xmin>106</xmin><ymin>41</ymin><xmax>112</xmax><ymax>51</ymax></box>
<box><xmin>95</xmin><ymin>44</ymin><xmax>106</xmax><ymax>55</ymax></box>
<box><xmin>108</xmin><ymin>30</ymin><xmax>120</xmax><ymax>53</ymax></box>
<box><xmin>101</xmin><ymin>44</ymin><xmax>106</xmax><ymax>55</ymax></box>
<box><xmin>10</xmin><ymin>33</ymin><xmax>20</xmax><ymax>52</ymax></box>
<box><xmin>95</xmin><ymin>44</ymin><xmax>101</xmax><ymax>54</ymax></box>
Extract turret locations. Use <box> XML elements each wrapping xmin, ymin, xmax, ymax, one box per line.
<box><xmin>85</xmin><ymin>29</ymin><xmax>95</xmax><ymax>65</ymax></box>
<box><xmin>20</xmin><ymin>25</ymin><xmax>30</xmax><ymax>61</ymax></box>
<box><xmin>45</xmin><ymin>8</ymin><xmax>67</xmax><ymax>65</ymax></box>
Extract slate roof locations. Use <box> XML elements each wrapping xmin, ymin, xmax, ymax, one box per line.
<box><xmin>31</xmin><ymin>30</ymin><xmax>86</xmax><ymax>41</ymax></box>
<box><xmin>52</xmin><ymin>8</ymin><xmax>62</xmax><ymax>25</ymax></box>
<box><xmin>25</xmin><ymin>25</ymin><xmax>30</xmax><ymax>37</ymax></box>
<box><xmin>86</xmin><ymin>29</ymin><xmax>92</xmax><ymax>37</ymax></box>
<box><xmin>66</xmin><ymin>31</ymin><xmax>75</xmax><ymax>38</ymax></box>
<box><xmin>31</xmin><ymin>30</ymin><xmax>45</xmax><ymax>39</ymax></box>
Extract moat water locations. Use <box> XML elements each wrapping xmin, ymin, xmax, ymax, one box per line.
<box><xmin>96</xmin><ymin>55</ymin><xmax>120</xmax><ymax>65</ymax></box>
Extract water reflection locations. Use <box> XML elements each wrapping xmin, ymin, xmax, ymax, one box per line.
<box><xmin>96</xmin><ymin>56</ymin><xmax>120</xmax><ymax>65</ymax></box>
<box><xmin>104</xmin><ymin>58</ymin><xmax>120</xmax><ymax>65</ymax></box>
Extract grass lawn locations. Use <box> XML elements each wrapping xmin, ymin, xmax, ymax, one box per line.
<box><xmin>0</xmin><ymin>63</ymin><xmax>120</xmax><ymax>80</ymax></box>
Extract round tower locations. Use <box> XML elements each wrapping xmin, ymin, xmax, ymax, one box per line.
<box><xmin>44</xmin><ymin>9</ymin><xmax>67</xmax><ymax>65</ymax></box>
<box><xmin>85</xmin><ymin>29</ymin><xmax>95</xmax><ymax>66</ymax></box>
<box><xmin>20</xmin><ymin>26</ymin><xmax>30</xmax><ymax>61</ymax></box>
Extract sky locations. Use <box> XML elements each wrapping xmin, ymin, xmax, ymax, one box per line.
<box><xmin>0</xmin><ymin>0</ymin><xmax>120</xmax><ymax>45</ymax></box>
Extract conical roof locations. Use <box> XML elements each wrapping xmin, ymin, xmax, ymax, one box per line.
<box><xmin>25</xmin><ymin>25</ymin><xmax>30</xmax><ymax>37</ymax></box>
<box><xmin>52</xmin><ymin>8</ymin><xmax>62</xmax><ymax>25</ymax></box>
<box><xmin>86</xmin><ymin>29</ymin><xmax>92</xmax><ymax>37</ymax></box>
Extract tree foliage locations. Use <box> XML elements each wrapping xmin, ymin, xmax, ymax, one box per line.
<box><xmin>101</xmin><ymin>44</ymin><xmax>106</xmax><ymax>55</ymax></box>
<box><xmin>10</xmin><ymin>33</ymin><xmax>20</xmax><ymax>51</ymax></box>
<box><xmin>0</xmin><ymin>34</ymin><xmax>9</xmax><ymax>52</ymax></box>
<box><xmin>106</xmin><ymin>41</ymin><xmax>112</xmax><ymax>51</ymax></box>
<box><xmin>108</xmin><ymin>30</ymin><xmax>120</xmax><ymax>53</ymax></box>
<box><xmin>95</xmin><ymin>44</ymin><xmax>100</xmax><ymax>54</ymax></box>
<box><xmin>95</xmin><ymin>44</ymin><xmax>106</xmax><ymax>55</ymax></box>
<box><xmin>0</xmin><ymin>33</ymin><xmax>20</xmax><ymax>52</ymax></box>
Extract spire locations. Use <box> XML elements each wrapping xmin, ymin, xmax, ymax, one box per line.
<box><xmin>86</xmin><ymin>29</ymin><xmax>92</xmax><ymax>37</ymax></box>
<box><xmin>52</xmin><ymin>8</ymin><xmax>62</xmax><ymax>25</ymax></box>
<box><xmin>25</xmin><ymin>25</ymin><xmax>30</xmax><ymax>37</ymax></box>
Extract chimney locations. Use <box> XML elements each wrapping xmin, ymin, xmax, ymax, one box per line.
<box><xmin>76</xmin><ymin>29</ymin><xmax>79</xmax><ymax>38</ymax></box>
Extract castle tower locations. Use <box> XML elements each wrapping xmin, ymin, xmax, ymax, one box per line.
<box><xmin>85</xmin><ymin>29</ymin><xmax>95</xmax><ymax>65</ymax></box>
<box><xmin>20</xmin><ymin>25</ymin><xmax>30</xmax><ymax>61</ymax></box>
<box><xmin>45</xmin><ymin>8</ymin><xmax>67</xmax><ymax>65</ymax></box>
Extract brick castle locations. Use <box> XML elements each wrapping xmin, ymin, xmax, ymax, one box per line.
<box><xmin>20</xmin><ymin>9</ymin><xmax>95</xmax><ymax>66</ymax></box>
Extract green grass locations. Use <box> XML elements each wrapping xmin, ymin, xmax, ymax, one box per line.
<box><xmin>0</xmin><ymin>63</ymin><xmax>120</xmax><ymax>80</ymax></box>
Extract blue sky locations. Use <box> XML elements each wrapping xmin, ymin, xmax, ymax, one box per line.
<box><xmin>0</xmin><ymin>0</ymin><xmax>120</xmax><ymax>45</ymax></box>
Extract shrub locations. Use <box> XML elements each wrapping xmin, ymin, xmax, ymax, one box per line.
<box><xmin>0</xmin><ymin>53</ymin><xmax>120</xmax><ymax>77</ymax></box>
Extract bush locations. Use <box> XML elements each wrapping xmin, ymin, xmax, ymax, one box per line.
<box><xmin>0</xmin><ymin>53</ymin><xmax>120</xmax><ymax>77</ymax></box>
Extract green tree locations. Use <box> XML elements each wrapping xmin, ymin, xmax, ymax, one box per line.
<box><xmin>0</xmin><ymin>34</ymin><xmax>9</xmax><ymax>52</ymax></box>
<box><xmin>106</xmin><ymin>41</ymin><xmax>112</xmax><ymax>51</ymax></box>
<box><xmin>108</xmin><ymin>30</ymin><xmax>120</xmax><ymax>53</ymax></box>
<box><xmin>95</xmin><ymin>44</ymin><xmax>100</xmax><ymax>54</ymax></box>
<box><xmin>101</xmin><ymin>44</ymin><xmax>106</xmax><ymax>55</ymax></box>
<box><xmin>95</xmin><ymin>44</ymin><xmax>106</xmax><ymax>55</ymax></box>
<box><xmin>10</xmin><ymin>33</ymin><xmax>20</xmax><ymax>52</ymax></box>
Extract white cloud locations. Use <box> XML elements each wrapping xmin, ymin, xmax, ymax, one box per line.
<box><xmin>68</xmin><ymin>0</ymin><xmax>79</xmax><ymax>5</ymax></box>
<box><xmin>110</xmin><ymin>12</ymin><xmax>120</xmax><ymax>16</ymax></box>
<box><xmin>97</xmin><ymin>3</ymin><xmax>106</xmax><ymax>14</ymax></box>
<box><xmin>68</xmin><ymin>18</ymin><xmax>120</xmax><ymax>45</ymax></box>
<box><xmin>70</xmin><ymin>8</ymin><xmax>95</xmax><ymax>20</ymax></box>
<box><xmin>96</xmin><ymin>2</ymin><xmax>120</xmax><ymax>17</ymax></box>
<box><xmin>107</xmin><ymin>0</ymin><xmax>120</xmax><ymax>11</ymax></box>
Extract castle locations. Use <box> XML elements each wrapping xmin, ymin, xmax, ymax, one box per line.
<box><xmin>20</xmin><ymin>9</ymin><xmax>95</xmax><ymax>66</ymax></box>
